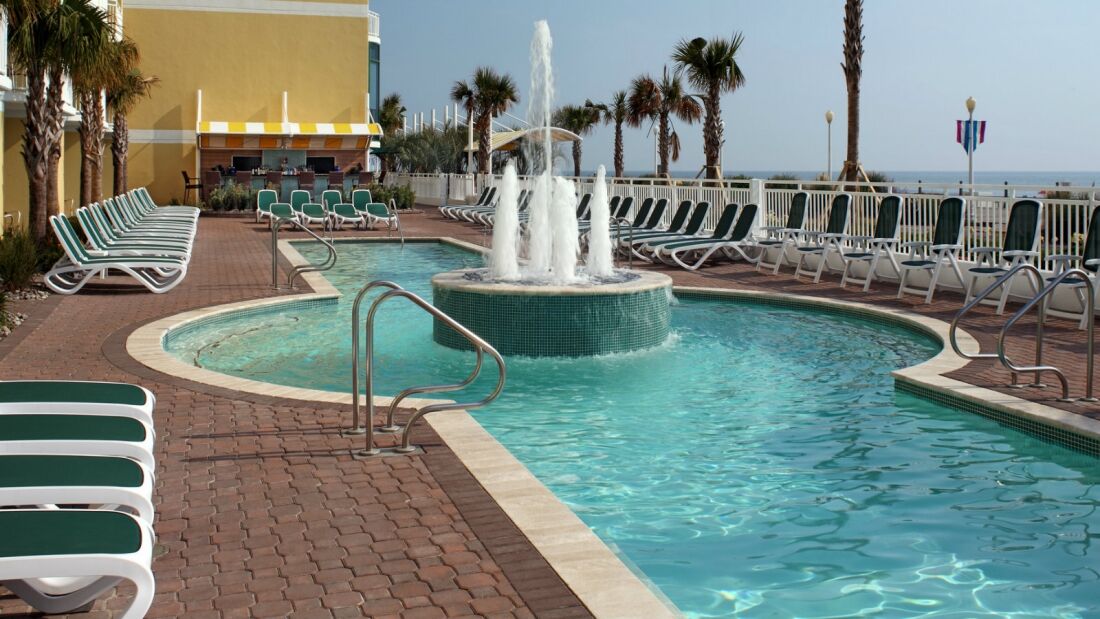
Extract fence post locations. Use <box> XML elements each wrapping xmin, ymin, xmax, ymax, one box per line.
<box><xmin>749</xmin><ymin>178</ymin><xmax>765</xmax><ymax>235</ymax></box>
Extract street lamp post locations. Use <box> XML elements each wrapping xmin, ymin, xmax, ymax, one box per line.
<box><xmin>965</xmin><ymin>96</ymin><xmax>976</xmax><ymax>194</ymax></box>
<box><xmin>825</xmin><ymin>110</ymin><xmax>834</xmax><ymax>180</ymax></box>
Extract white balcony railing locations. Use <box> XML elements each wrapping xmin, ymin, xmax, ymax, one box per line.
<box><xmin>106</xmin><ymin>0</ymin><xmax>123</xmax><ymax>40</ymax></box>
<box><xmin>367</xmin><ymin>9</ymin><xmax>380</xmax><ymax>41</ymax></box>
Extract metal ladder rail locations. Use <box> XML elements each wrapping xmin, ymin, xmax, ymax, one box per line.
<box><xmin>270</xmin><ymin>215</ymin><xmax>338</xmax><ymax>290</ymax></box>
<box><xmin>949</xmin><ymin>263</ymin><xmax>1043</xmax><ymax>386</ymax></box>
<box><xmin>387</xmin><ymin>199</ymin><xmax>405</xmax><ymax>245</ymax></box>
<box><xmin>356</xmin><ymin>287</ymin><xmax>506</xmax><ymax>456</ymax></box>
<box><xmin>997</xmin><ymin>268</ymin><xmax>1096</xmax><ymax>402</ymax></box>
<box><xmin>346</xmin><ymin>280</ymin><xmax>404</xmax><ymax>435</ymax></box>
<box><xmin>613</xmin><ymin>217</ymin><xmax>634</xmax><ymax>269</ymax></box>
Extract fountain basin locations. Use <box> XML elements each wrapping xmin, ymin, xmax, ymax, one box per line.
<box><xmin>432</xmin><ymin>270</ymin><xmax>673</xmax><ymax>357</ymax></box>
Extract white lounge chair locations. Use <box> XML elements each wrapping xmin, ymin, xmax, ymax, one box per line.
<box><xmin>963</xmin><ymin>198</ymin><xmax>1044</xmax><ymax>314</ymax></box>
<box><xmin>839</xmin><ymin>195</ymin><xmax>904</xmax><ymax>291</ymax></box>
<box><xmin>791</xmin><ymin>193</ymin><xmax>853</xmax><ymax>283</ymax></box>
<box><xmin>897</xmin><ymin>197</ymin><xmax>967</xmax><ymax>303</ymax></box>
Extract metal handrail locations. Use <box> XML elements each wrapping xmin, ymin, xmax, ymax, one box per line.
<box><xmin>997</xmin><ymin>268</ymin><xmax>1095</xmax><ymax>402</ymax></box>
<box><xmin>357</xmin><ymin>287</ymin><xmax>506</xmax><ymax>456</ymax></box>
<box><xmin>613</xmin><ymin>216</ymin><xmax>634</xmax><ymax>269</ymax></box>
<box><xmin>949</xmin><ymin>263</ymin><xmax>1041</xmax><ymax>386</ymax></box>
<box><xmin>271</xmin><ymin>215</ymin><xmax>338</xmax><ymax>290</ymax></box>
<box><xmin>388</xmin><ymin>198</ymin><xmax>405</xmax><ymax>245</ymax></box>
<box><xmin>346</xmin><ymin>280</ymin><xmax>404</xmax><ymax>435</ymax></box>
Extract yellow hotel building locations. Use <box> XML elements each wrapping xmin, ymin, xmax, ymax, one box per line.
<box><xmin>1</xmin><ymin>0</ymin><xmax>381</xmax><ymax>226</ymax></box>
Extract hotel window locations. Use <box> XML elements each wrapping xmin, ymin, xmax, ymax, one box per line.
<box><xmin>369</xmin><ymin>42</ymin><xmax>380</xmax><ymax>122</ymax></box>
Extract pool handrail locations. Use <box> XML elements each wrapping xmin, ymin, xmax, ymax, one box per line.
<box><xmin>997</xmin><ymin>267</ymin><xmax>1095</xmax><ymax>402</ymax></box>
<box><xmin>270</xmin><ymin>208</ymin><xmax>338</xmax><ymax>289</ymax></box>
<box><xmin>352</xmin><ymin>282</ymin><xmax>506</xmax><ymax>456</ymax></box>
<box><xmin>347</xmin><ymin>280</ymin><xmax>404</xmax><ymax>435</ymax></box>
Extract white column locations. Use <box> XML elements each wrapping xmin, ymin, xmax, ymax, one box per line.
<box><xmin>749</xmin><ymin>178</ymin><xmax>765</xmax><ymax>236</ymax></box>
<box><xmin>282</xmin><ymin>91</ymin><xmax>288</xmax><ymax>123</ymax></box>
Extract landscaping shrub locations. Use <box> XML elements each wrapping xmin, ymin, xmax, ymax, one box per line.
<box><xmin>0</xmin><ymin>230</ymin><xmax>39</xmax><ymax>291</ymax></box>
<box><xmin>363</xmin><ymin>183</ymin><xmax>416</xmax><ymax>210</ymax></box>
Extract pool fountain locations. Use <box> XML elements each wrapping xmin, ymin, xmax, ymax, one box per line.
<box><xmin>433</xmin><ymin>20</ymin><xmax>672</xmax><ymax>357</ymax></box>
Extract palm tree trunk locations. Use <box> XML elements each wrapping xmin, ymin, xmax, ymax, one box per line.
<box><xmin>844</xmin><ymin>79</ymin><xmax>860</xmax><ymax>183</ymax></box>
<box><xmin>112</xmin><ymin>111</ymin><xmax>128</xmax><ymax>196</ymax></box>
<box><xmin>704</xmin><ymin>85</ymin><xmax>721</xmax><ymax>180</ymax></box>
<box><xmin>572</xmin><ymin>142</ymin><xmax>582</xmax><ymax>178</ymax></box>
<box><xmin>476</xmin><ymin>113</ymin><xmax>491</xmax><ymax>175</ymax></box>
<box><xmin>842</xmin><ymin>0</ymin><xmax>864</xmax><ymax>183</ymax></box>
<box><xmin>90</xmin><ymin>96</ymin><xmax>105</xmax><ymax>202</ymax></box>
<box><xmin>45</xmin><ymin>69</ymin><xmax>66</xmax><ymax>230</ymax></box>
<box><xmin>79</xmin><ymin>92</ymin><xmax>96</xmax><ymax>207</ymax></box>
<box><xmin>613</xmin><ymin>121</ymin><xmax>624</xmax><ymax>179</ymax></box>
<box><xmin>22</xmin><ymin>69</ymin><xmax>52</xmax><ymax>240</ymax></box>
<box><xmin>658</xmin><ymin>112</ymin><xmax>670</xmax><ymax>177</ymax></box>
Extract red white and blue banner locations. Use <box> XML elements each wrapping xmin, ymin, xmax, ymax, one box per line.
<box><xmin>956</xmin><ymin>120</ymin><xmax>987</xmax><ymax>154</ymax></box>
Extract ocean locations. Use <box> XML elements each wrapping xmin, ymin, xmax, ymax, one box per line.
<box><xmin>610</xmin><ymin>170</ymin><xmax>1100</xmax><ymax>187</ymax></box>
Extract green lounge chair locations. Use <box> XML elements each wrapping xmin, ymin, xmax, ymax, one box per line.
<box><xmin>0</xmin><ymin>380</ymin><xmax>154</xmax><ymax>420</ymax></box>
<box><xmin>45</xmin><ymin>216</ymin><xmax>188</xmax><ymax>295</ymax></box>
<box><xmin>637</xmin><ymin>203</ymin><xmax>713</xmax><ymax>260</ymax></box>
<box><xmin>791</xmin><ymin>193</ymin><xmax>853</xmax><ymax>282</ymax></box>
<box><xmin>1045</xmin><ymin>204</ymin><xmax>1100</xmax><ymax>328</ymax></box>
<box><xmin>290</xmin><ymin>189</ymin><xmax>312</xmax><ymax>219</ymax></box>
<box><xmin>660</xmin><ymin>204</ymin><xmax>759</xmax><ymax>270</ymax></box>
<box><xmin>839</xmin><ymin>194</ymin><xmax>904</xmax><ymax>291</ymax></box>
<box><xmin>0</xmin><ymin>509</ymin><xmax>155</xmax><ymax>618</ymax></box>
<box><xmin>256</xmin><ymin>188</ymin><xmax>278</xmax><ymax>223</ymax></box>
<box><xmin>755</xmin><ymin>191</ymin><xmax>809</xmax><ymax>273</ymax></box>
<box><xmin>0</xmin><ymin>454</ymin><xmax>154</xmax><ymax>523</ymax></box>
<box><xmin>897</xmin><ymin>197</ymin><xmax>967</xmax><ymax>303</ymax></box>
<box><xmin>964</xmin><ymin>198</ymin><xmax>1044</xmax><ymax>314</ymax></box>
<box><xmin>0</xmin><ymin>414</ymin><xmax>155</xmax><ymax>468</ymax></box>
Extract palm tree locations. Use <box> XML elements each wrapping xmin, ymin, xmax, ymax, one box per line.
<box><xmin>469</xmin><ymin>67</ymin><xmax>519</xmax><ymax>175</ymax></box>
<box><xmin>108</xmin><ymin>68</ymin><xmax>159</xmax><ymax>196</ymax></box>
<box><xmin>376</xmin><ymin>93</ymin><xmax>406</xmax><ymax>177</ymax></box>
<box><xmin>627</xmin><ymin>67</ymin><xmax>702</xmax><ymax>177</ymax></box>
<box><xmin>76</xmin><ymin>36</ymin><xmax>136</xmax><ymax>207</ymax></box>
<box><xmin>841</xmin><ymin>0</ymin><xmax>864</xmax><ymax>182</ymax></box>
<box><xmin>587</xmin><ymin>91</ymin><xmax>627</xmax><ymax>178</ymax></box>
<box><xmin>449</xmin><ymin>80</ymin><xmax>475</xmax><ymax>130</ymax></box>
<box><xmin>3</xmin><ymin>0</ymin><xmax>113</xmax><ymax>240</ymax></box>
<box><xmin>672</xmin><ymin>33</ymin><xmax>746</xmax><ymax>180</ymax></box>
<box><xmin>552</xmin><ymin>105</ymin><xmax>599</xmax><ymax>177</ymax></box>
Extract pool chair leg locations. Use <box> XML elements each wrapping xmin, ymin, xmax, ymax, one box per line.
<box><xmin>863</xmin><ymin>255</ymin><xmax>882</xmax><ymax>292</ymax></box>
<box><xmin>925</xmin><ymin>264</ymin><xmax>943</xmax><ymax>304</ymax></box>
<box><xmin>897</xmin><ymin>268</ymin><xmax>911</xmax><ymax>299</ymax></box>
<box><xmin>771</xmin><ymin>243</ymin><xmax>788</xmax><ymax>275</ymax></box>
<box><xmin>812</xmin><ymin>251</ymin><xmax>830</xmax><ymax>283</ymax></box>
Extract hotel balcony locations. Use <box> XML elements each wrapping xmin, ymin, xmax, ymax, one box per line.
<box><xmin>368</xmin><ymin>9</ymin><xmax>380</xmax><ymax>43</ymax></box>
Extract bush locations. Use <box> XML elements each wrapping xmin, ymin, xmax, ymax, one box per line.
<box><xmin>206</xmin><ymin>182</ymin><xmax>255</xmax><ymax>211</ymax></box>
<box><xmin>361</xmin><ymin>183</ymin><xmax>416</xmax><ymax>210</ymax></box>
<box><xmin>0</xmin><ymin>230</ymin><xmax>39</xmax><ymax>291</ymax></box>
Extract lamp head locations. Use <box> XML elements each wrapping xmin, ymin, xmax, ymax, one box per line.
<box><xmin>966</xmin><ymin>96</ymin><xmax>976</xmax><ymax>113</ymax></box>
<box><xmin>825</xmin><ymin>110</ymin><xmax>834</xmax><ymax>124</ymax></box>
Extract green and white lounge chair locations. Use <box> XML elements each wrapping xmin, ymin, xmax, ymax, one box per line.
<box><xmin>1044</xmin><ymin>205</ymin><xmax>1100</xmax><ymax>328</ymax></box>
<box><xmin>77</xmin><ymin>209</ymin><xmax>191</xmax><ymax>259</ymax></box>
<box><xmin>132</xmin><ymin>187</ymin><xmax>199</xmax><ymax>215</ymax></box>
<box><xmin>0</xmin><ymin>454</ymin><xmax>154</xmax><ymax>523</ymax></box>
<box><xmin>0</xmin><ymin>509</ymin><xmax>155</xmax><ymax>618</ymax></box>
<box><xmin>651</xmin><ymin>204</ymin><xmax>739</xmax><ymax>265</ymax></box>
<box><xmin>80</xmin><ymin>207</ymin><xmax>192</xmax><ymax>252</ymax></box>
<box><xmin>636</xmin><ymin>203</ymin><xmax>713</xmax><ymax>260</ymax></box>
<box><xmin>89</xmin><ymin>203</ymin><xmax>193</xmax><ymax>247</ymax></box>
<box><xmin>321</xmin><ymin>189</ymin><xmax>358</xmax><ymax>230</ymax></box>
<box><xmin>963</xmin><ymin>198</ymin><xmax>1044</xmax><ymax>314</ymax></box>
<box><xmin>755</xmin><ymin>192</ymin><xmax>809</xmax><ymax>273</ymax></box>
<box><xmin>839</xmin><ymin>195</ymin><xmax>904</xmax><ymax>291</ymax></box>
<box><xmin>0</xmin><ymin>380</ymin><xmax>154</xmax><ymax>420</ymax></box>
<box><xmin>447</xmin><ymin>187</ymin><xmax>497</xmax><ymax>221</ymax></box>
<box><xmin>659</xmin><ymin>204</ymin><xmax>759</xmax><ymax>270</ymax></box>
<box><xmin>0</xmin><ymin>413</ymin><xmax>155</xmax><ymax>468</ymax></box>
<box><xmin>299</xmin><ymin>202</ymin><xmax>330</xmax><ymax>230</ymax></box>
<box><xmin>440</xmin><ymin>187</ymin><xmax>491</xmax><ymax>219</ymax></box>
<box><xmin>791</xmin><ymin>193</ymin><xmax>853</xmax><ymax>282</ymax></box>
<box><xmin>897</xmin><ymin>197</ymin><xmax>967</xmax><ymax>303</ymax></box>
<box><xmin>290</xmin><ymin>189</ymin><xmax>312</xmax><ymax>220</ymax></box>
<box><xmin>256</xmin><ymin>188</ymin><xmax>278</xmax><ymax>223</ymax></box>
<box><xmin>621</xmin><ymin>200</ymin><xmax>692</xmax><ymax>244</ymax></box>
<box><xmin>577</xmin><ymin>195</ymin><xmax>624</xmax><ymax>234</ymax></box>
<box><xmin>104</xmin><ymin>199</ymin><xmax>194</xmax><ymax>237</ymax></box>
<box><xmin>45</xmin><ymin>216</ymin><xmax>188</xmax><ymax>295</ymax></box>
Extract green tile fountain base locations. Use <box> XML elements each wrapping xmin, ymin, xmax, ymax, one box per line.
<box><xmin>432</xmin><ymin>270</ymin><xmax>673</xmax><ymax>357</ymax></box>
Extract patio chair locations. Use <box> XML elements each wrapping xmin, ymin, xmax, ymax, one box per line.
<box><xmin>441</xmin><ymin>187</ymin><xmax>489</xmax><ymax>219</ymax></box>
<box><xmin>1044</xmin><ymin>204</ymin><xmax>1100</xmax><ymax>328</ymax></box>
<box><xmin>577</xmin><ymin>195</ymin><xmax>630</xmax><ymax>234</ymax></box>
<box><xmin>755</xmin><ymin>192</ymin><xmax>809</xmax><ymax>274</ymax></box>
<box><xmin>45</xmin><ymin>216</ymin><xmax>188</xmax><ymax>295</ymax></box>
<box><xmin>897</xmin><ymin>197</ymin><xmax>967</xmax><ymax>303</ymax></box>
<box><xmin>77</xmin><ymin>209</ymin><xmax>191</xmax><ymax>259</ymax></box>
<box><xmin>181</xmin><ymin>170</ymin><xmax>202</xmax><ymax>206</ymax></box>
<box><xmin>0</xmin><ymin>454</ymin><xmax>155</xmax><ymax>524</ymax></box>
<box><xmin>634</xmin><ymin>203</ymin><xmax>712</xmax><ymax>261</ymax></box>
<box><xmin>839</xmin><ymin>195</ymin><xmax>904</xmax><ymax>291</ymax></box>
<box><xmin>659</xmin><ymin>204</ymin><xmax>759</xmax><ymax>270</ymax></box>
<box><xmin>327</xmin><ymin>171</ymin><xmax>345</xmax><ymax>195</ymax></box>
<box><xmin>650</xmin><ymin>203</ymin><xmax>739</xmax><ymax>265</ymax></box>
<box><xmin>477</xmin><ymin>189</ymin><xmax>532</xmax><ymax>226</ymax></box>
<box><xmin>297</xmin><ymin>171</ymin><xmax>316</xmax><ymax>197</ymax></box>
<box><xmin>82</xmin><ymin>207</ymin><xmax>193</xmax><ymax>251</ymax></box>
<box><xmin>0</xmin><ymin>509</ymin><xmax>155</xmax><ymax>618</ymax></box>
<box><xmin>0</xmin><ymin>380</ymin><xmax>154</xmax><ymax>420</ymax></box>
<box><xmin>791</xmin><ymin>193</ymin><xmax>853</xmax><ymax>283</ymax></box>
<box><xmin>963</xmin><ymin>198</ymin><xmax>1044</xmax><ymax>314</ymax></box>
<box><xmin>200</xmin><ymin>170</ymin><xmax>221</xmax><ymax>203</ymax></box>
<box><xmin>290</xmin><ymin>189</ymin><xmax>311</xmax><ymax>220</ymax></box>
<box><xmin>0</xmin><ymin>412</ymin><xmax>155</xmax><ymax>468</ymax></box>
<box><xmin>324</xmin><ymin>189</ymin><xmax>362</xmax><ymax>230</ymax></box>
<box><xmin>256</xmin><ymin>188</ymin><xmax>278</xmax><ymax>223</ymax></box>
<box><xmin>235</xmin><ymin>170</ymin><xmax>252</xmax><ymax>188</ymax></box>
<box><xmin>133</xmin><ymin>187</ymin><xmax>199</xmax><ymax>215</ymax></box>
<box><xmin>298</xmin><ymin>202</ymin><xmax>330</xmax><ymax>230</ymax></box>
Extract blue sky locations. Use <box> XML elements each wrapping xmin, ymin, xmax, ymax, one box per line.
<box><xmin>372</xmin><ymin>0</ymin><xmax>1099</xmax><ymax>174</ymax></box>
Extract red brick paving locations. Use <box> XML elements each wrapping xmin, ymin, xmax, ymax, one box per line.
<box><xmin>0</xmin><ymin>204</ymin><xmax>1096</xmax><ymax>618</ymax></box>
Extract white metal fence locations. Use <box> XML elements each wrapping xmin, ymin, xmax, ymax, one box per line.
<box><xmin>386</xmin><ymin>172</ymin><xmax>1098</xmax><ymax>273</ymax></box>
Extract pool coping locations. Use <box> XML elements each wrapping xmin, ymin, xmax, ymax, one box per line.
<box><xmin>125</xmin><ymin>236</ymin><xmax>1100</xmax><ymax>619</ymax></box>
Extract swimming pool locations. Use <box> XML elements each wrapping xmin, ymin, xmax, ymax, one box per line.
<box><xmin>167</xmin><ymin>241</ymin><xmax>1100</xmax><ymax>618</ymax></box>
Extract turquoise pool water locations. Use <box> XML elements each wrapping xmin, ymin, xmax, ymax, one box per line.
<box><xmin>168</xmin><ymin>241</ymin><xmax>1100</xmax><ymax>618</ymax></box>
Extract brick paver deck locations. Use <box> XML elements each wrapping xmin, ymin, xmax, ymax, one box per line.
<box><xmin>0</xmin><ymin>205</ymin><xmax>1096</xmax><ymax>618</ymax></box>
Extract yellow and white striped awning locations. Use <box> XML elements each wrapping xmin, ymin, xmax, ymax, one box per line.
<box><xmin>465</xmin><ymin>127</ymin><xmax>581</xmax><ymax>152</ymax></box>
<box><xmin>197</xmin><ymin>121</ymin><xmax>382</xmax><ymax>150</ymax></box>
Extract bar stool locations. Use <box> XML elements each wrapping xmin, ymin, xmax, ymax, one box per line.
<box><xmin>181</xmin><ymin>170</ymin><xmax>203</xmax><ymax>206</ymax></box>
<box><xmin>358</xmin><ymin>172</ymin><xmax>374</xmax><ymax>187</ymax></box>
<box><xmin>327</xmin><ymin>171</ymin><xmax>345</xmax><ymax>197</ymax></box>
<box><xmin>235</xmin><ymin>170</ymin><xmax>252</xmax><ymax>188</ymax></box>
<box><xmin>265</xmin><ymin>170</ymin><xmax>283</xmax><ymax>200</ymax></box>
<box><xmin>298</xmin><ymin>171</ymin><xmax>316</xmax><ymax>199</ymax></box>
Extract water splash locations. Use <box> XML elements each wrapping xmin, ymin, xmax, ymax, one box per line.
<box><xmin>525</xmin><ymin>173</ymin><xmax>552</xmax><ymax>277</ymax></box>
<box><xmin>586</xmin><ymin>165</ymin><xmax>614</xmax><ymax>277</ymax></box>
<box><xmin>550</xmin><ymin>177</ymin><xmax>579</xmax><ymax>283</ymax></box>
<box><xmin>489</xmin><ymin>162</ymin><xmax>521</xmax><ymax>280</ymax></box>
